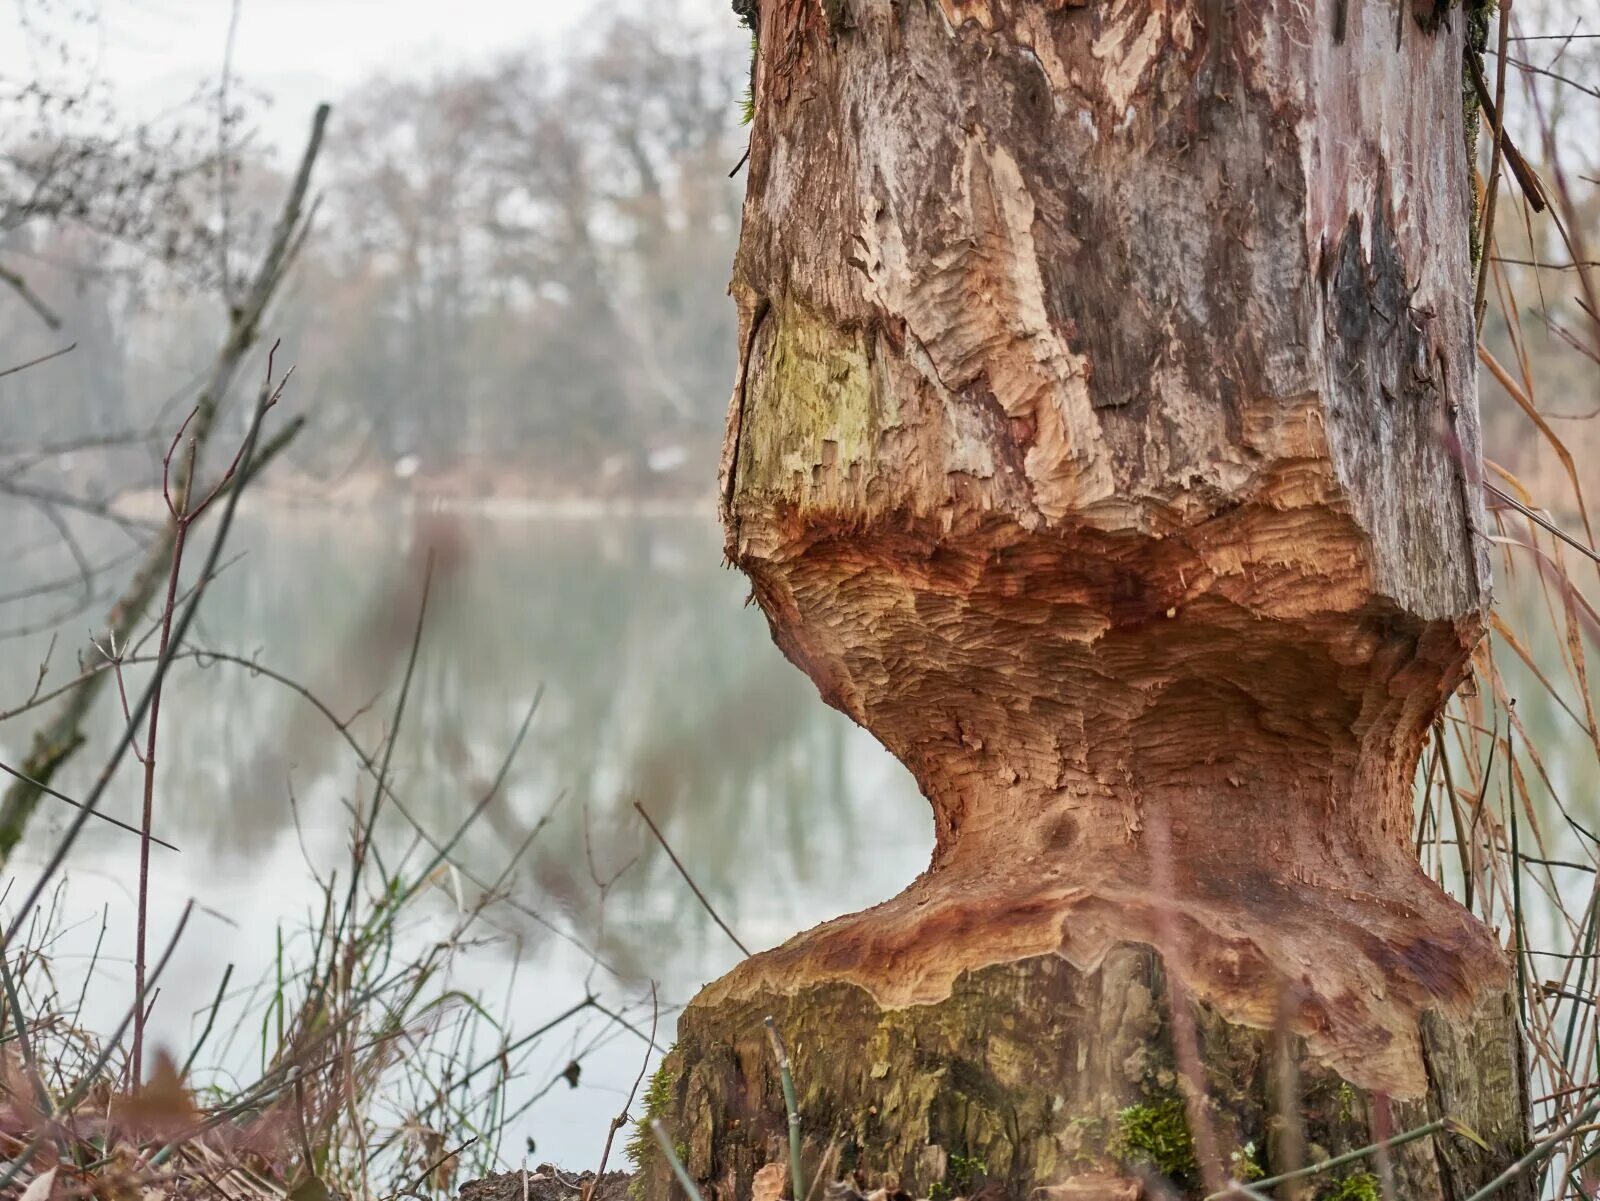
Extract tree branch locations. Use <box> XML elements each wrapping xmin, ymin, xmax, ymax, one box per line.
<box><xmin>0</xmin><ymin>262</ymin><xmax>62</xmax><ymax>330</ymax></box>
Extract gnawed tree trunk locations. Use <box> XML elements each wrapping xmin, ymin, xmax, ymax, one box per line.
<box><xmin>646</xmin><ymin>1</ymin><xmax>1529</xmax><ymax>1197</ymax></box>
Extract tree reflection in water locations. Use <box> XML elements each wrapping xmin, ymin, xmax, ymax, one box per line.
<box><xmin>0</xmin><ymin>506</ymin><xmax>930</xmax><ymax>1005</ymax></box>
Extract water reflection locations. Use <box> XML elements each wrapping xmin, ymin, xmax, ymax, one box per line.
<box><xmin>0</xmin><ymin>506</ymin><xmax>932</xmax><ymax>1162</ymax></box>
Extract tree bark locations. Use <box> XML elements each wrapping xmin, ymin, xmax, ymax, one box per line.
<box><xmin>648</xmin><ymin>1</ymin><xmax>1528</xmax><ymax>1197</ymax></box>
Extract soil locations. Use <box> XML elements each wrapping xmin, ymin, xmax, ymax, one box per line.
<box><xmin>459</xmin><ymin>1167</ymin><xmax>634</xmax><ymax>1201</ymax></box>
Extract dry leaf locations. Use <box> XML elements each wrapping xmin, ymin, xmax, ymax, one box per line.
<box><xmin>18</xmin><ymin>1166</ymin><xmax>57</xmax><ymax>1201</ymax></box>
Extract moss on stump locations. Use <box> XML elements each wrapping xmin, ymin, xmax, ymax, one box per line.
<box><xmin>635</xmin><ymin>949</ymin><xmax>1528</xmax><ymax>1201</ymax></box>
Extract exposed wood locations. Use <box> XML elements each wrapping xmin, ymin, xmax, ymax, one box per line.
<box><xmin>656</xmin><ymin>0</ymin><xmax>1527</xmax><ymax>1195</ymax></box>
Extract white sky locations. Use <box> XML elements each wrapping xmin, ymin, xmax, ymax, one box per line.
<box><xmin>7</xmin><ymin>0</ymin><xmax>726</xmax><ymax>155</ymax></box>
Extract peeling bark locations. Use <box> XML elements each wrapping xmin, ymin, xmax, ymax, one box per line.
<box><xmin>660</xmin><ymin>0</ymin><xmax>1528</xmax><ymax>1196</ymax></box>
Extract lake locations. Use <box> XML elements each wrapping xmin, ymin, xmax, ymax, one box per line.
<box><xmin>0</xmin><ymin>505</ymin><xmax>932</xmax><ymax>1170</ymax></box>
<box><xmin>1</xmin><ymin>500</ymin><xmax>1594</xmax><ymax>1179</ymax></box>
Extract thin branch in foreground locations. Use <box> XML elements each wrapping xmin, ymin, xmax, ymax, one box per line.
<box><xmin>132</xmin><ymin>342</ymin><xmax>292</xmax><ymax>1084</ymax></box>
<box><xmin>587</xmin><ymin>982</ymin><xmax>659</xmax><ymax>1201</ymax></box>
<box><xmin>633</xmin><ymin>799</ymin><xmax>751</xmax><ymax>958</ymax></box>
<box><xmin>0</xmin><ymin>262</ymin><xmax>63</xmax><ymax>330</ymax></box>
<box><xmin>0</xmin><ymin>342</ymin><xmax>76</xmax><ymax>382</ymax></box>
<box><xmin>0</xmin><ymin>100</ymin><xmax>329</xmax><ymax>865</ymax></box>
<box><xmin>1465</xmin><ymin>50</ymin><xmax>1549</xmax><ymax>214</ymax></box>
<box><xmin>1</xmin><ymin>336</ymin><xmax>283</xmax><ymax>951</ymax></box>
<box><xmin>0</xmin><ymin>759</ymin><xmax>178</xmax><ymax>851</ymax></box>
<box><xmin>1207</xmin><ymin>1119</ymin><xmax>1464</xmax><ymax>1199</ymax></box>
<box><xmin>1485</xmin><ymin>482</ymin><xmax>1600</xmax><ymax>567</ymax></box>
<box><xmin>765</xmin><ymin>1016</ymin><xmax>805</xmax><ymax>1201</ymax></box>
<box><xmin>650</xmin><ymin>1119</ymin><xmax>705</xmax><ymax>1201</ymax></box>
<box><xmin>1463</xmin><ymin>1094</ymin><xmax>1600</xmax><ymax>1201</ymax></box>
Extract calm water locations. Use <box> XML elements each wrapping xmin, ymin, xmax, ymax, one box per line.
<box><xmin>2</xmin><ymin>503</ymin><xmax>1596</xmax><ymax>1174</ymax></box>
<box><xmin>0</xmin><ymin>506</ymin><xmax>931</xmax><ymax>1167</ymax></box>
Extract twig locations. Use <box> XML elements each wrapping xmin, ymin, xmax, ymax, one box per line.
<box><xmin>0</xmin><ymin>100</ymin><xmax>329</xmax><ymax>863</ymax></box>
<box><xmin>1205</xmin><ymin>1119</ymin><xmax>1454</xmax><ymax>1199</ymax></box>
<box><xmin>207</xmin><ymin>413</ymin><xmax>306</xmax><ymax>502</ymax></box>
<box><xmin>393</xmin><ymin>1136</ymin><xmax>478</xmax><ymax>1200</ymax></box>
<box><xmin>4</xmin><ymin>637</ymin><xmax>611</xmax><ymax>974</ymax></box>
<box><xmin>0</xmin><ymin>759</ymin><xmax>178</xmax><ymax>850</ymax></box>
<box><xmin>765</xmin><ymin>1016</ymin><xmax>805</xmax><ymax>1201</ymax></box>
<box><xmin>426</xmin><ymin>993</ymin><xmax>596</xmax><ymax>1100</ymax></box>
<box><xmin>178</xmin><ymin>962</ymin><xmax>234</xmax><ymax>1081</ymax></box>
<box><xmin>0</xmin><ymin>262</ymin><xmax>62</xmax><ymax>330</ymax></box>
<box><xmin>0</xmin><ymin>330</ymin><xmax>282</xmax><ymax>950</ymax></box>
<box><xmin>0</xmin><ymin>480</ymin><xmax>157</xmax><ymax>535</ymax></box>
<box><xmin>587</xmin><ymin>983</ymin><xmax>659</xmax><ymax>1201</ymax></box>
<box><xmin>650</xmin><ymin>1119</ymin><xmax>704</xmax><ymax>1200</ymax></box>
<box><xmin>1466</xmin><ymin>49</ymin><xmax>1549</xmax><ymax>215</ymax></box>
<box><xmin>1485</xmin><ymin>482</ymin><xmax>1600</xmax><ymax>567</ymax></box>
<box><xmin>1463</xmin><ymin>1095</ymin><xmax>1600</xmax><ymax>1200</ymax></box>
<box><xmin>19</xmin><ymin>637</ymin><xmax>51</xmax><ymax>710</ymax></box>
<box><xmin>0</xmin><ymin>343</ymin><xmax>75</xmax><ymax>382</ymax></box>
<box><xmin>0</xmin><ymin>950</ymin><xmax>52</xmax><ymax>1117</ymax></box>
<box><xmin>633</xmin><ymin>800</ymin><xmax>751</xmax><ymax>956</ymax></box>
<box><xmin>1474</xmin><ymin>0</ymin><xmax>1513</xmax><ymax>330</ymax></box>
<box><xmin>133</xmin><ymin>344</ymin><xmax>291</xmax><ymax>1084</ymax></box>
<box><xmin>591</xmin><ymin>997</ymin><xmax>668</xmax><ymax>1054</ymax></box>
<box><xmin>333</xmin><ymin>553</ymin><xmax>433</xmax><ymax>956</ymax></box>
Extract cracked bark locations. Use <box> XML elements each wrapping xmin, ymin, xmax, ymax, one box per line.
<box><xmin>646</xmin><ymin>1</ymin><xmax>1529</xmax><ymax>1197</ymax></box>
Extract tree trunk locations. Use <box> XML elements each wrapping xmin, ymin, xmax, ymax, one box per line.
<box><xmin>647</xmin><ymin>1</ymin><xmax>1529</xmax><ymax>1197</ymax></box>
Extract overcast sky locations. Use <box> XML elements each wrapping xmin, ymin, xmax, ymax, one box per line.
<box><xmin>6</xmin><ymin>0</ymin><xmax>727</xmax><ymax>155</ymax></box>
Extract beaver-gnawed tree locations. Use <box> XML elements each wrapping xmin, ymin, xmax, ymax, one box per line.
<box><xmin>642</xmin><ymin>2</ymin><xmax>1530</xmax><ymax>1197</ymax></box>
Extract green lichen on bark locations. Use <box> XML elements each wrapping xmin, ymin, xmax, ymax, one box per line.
<box><xmin>627</xmin><ymin>1061</ymin><xmax>683</xmax><ymax>1200</ymax></box>
<box><xmin>735</xmin><ymin>298</ymin><xmax>880</xmax><ymax>495</ymax></box>
<box><xmin>1320</xmin><ymin>1173</ymin><xmax>1381</xmax><ymax>1201</ymax></box>
<box><xmin>1111</xmin><ymin>1078</ymin><xmax>1260</xmax><ymax>1187</ymax></box>
<box><xmin>644</xmin><ymin>957</ymin><xmax>1122</xmax><ymax>1199</ymax></box>
<box><xmin>733</xmin><ymin>1</ymin><xmax>758</xmax><ymax>125</ymax></box>
<box><xmin>739</xmin><ymin>30</ymin><xmax>758</xmax><ymax>126</ymax></box>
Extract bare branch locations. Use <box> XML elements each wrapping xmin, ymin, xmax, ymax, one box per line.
<box><xmin>0</xmin><ymin>343</ymin><xmax>75</xmax><ymax>382</ymax></box>
<box><xmin>0</xmin><ymin>262</ymin><xmax>62</xmax><ymax>330</ymax></box>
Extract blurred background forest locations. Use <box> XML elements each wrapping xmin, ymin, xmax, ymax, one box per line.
<box><xmin>2</xmin><ymin>0</ymin><xmax>747</xmax><ymax>505</ymax></box>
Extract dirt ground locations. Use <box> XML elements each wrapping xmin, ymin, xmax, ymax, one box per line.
<box><xmin>459</xmin><ymin>1167</ymin><xmax>633</xmax><ymax>1201</ymax></box>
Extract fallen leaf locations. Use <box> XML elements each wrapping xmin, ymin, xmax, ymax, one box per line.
<box><xmin>18</xmin><ymin>1166</ymin><xmax>57</xmax><ymax>1201</ymax></box>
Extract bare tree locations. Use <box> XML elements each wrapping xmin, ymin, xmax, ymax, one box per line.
<box><xmin>305</xmin><ymin>20</ymin><xmax>744</xmax><ymax>478</ymax></box>
<box><xmin>0</xmin><ymin>3</ymin><xmax>256</xmax><ymax>320</ymax></box>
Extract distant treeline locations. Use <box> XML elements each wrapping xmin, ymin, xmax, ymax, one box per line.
<box><xmin>0</xmin><ymin>15</ymin><xmax>748</xmax><ymax>496</ymax></box>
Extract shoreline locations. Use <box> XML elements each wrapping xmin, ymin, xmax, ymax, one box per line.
<box><xmin>112</xmin><ymin>484</ymin><xmax>723</xmax><ymax>523</ymax></box>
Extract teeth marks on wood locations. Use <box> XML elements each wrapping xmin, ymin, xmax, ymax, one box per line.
<box><xmin>692</xmin><ymin>0</ymin><xmax>1521</xmax><ymax>1195</ymax></box>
